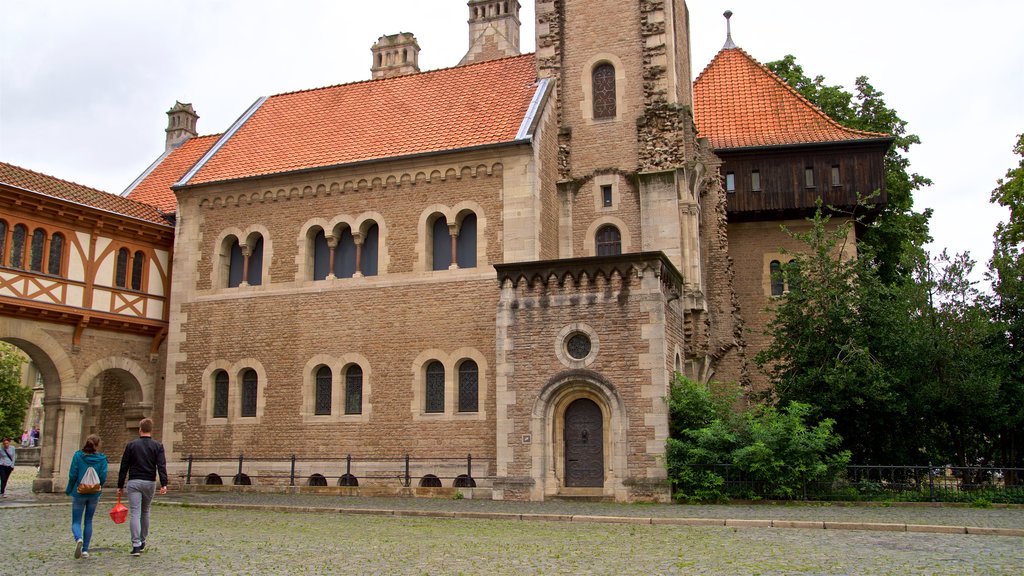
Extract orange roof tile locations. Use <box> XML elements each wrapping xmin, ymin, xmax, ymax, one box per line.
<box><xmin>185</xmin><ymin>54</ymin><xmax>540</xmax><ymax>186</ymax></box>
<box><xmin>0</xmin><ymin>161</ymin><xmax>171</xmax><ymax>226</ymax></box>
<box><xmin>125</xmin><ymin>134</ymin><xmax>220</xmax><ymax>213</ymax></box>
<box><xmin>693</xmin><ymin>48</ymin><xmax>889</xmax><ymax>150</ymax></box>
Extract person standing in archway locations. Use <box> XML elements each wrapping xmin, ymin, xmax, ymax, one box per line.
<box><xmin>116</xmin><ymin>418</ymin><xmax>168</xmax><ymax>556</ymax></box>
<box><xmin>0</xmin><ymin>438</ymin><xmax>15</xmax><ymax>497</ymax></box>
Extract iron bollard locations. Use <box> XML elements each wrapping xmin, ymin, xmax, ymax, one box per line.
<box><xmin>404</xmin><ymin>454</ymin><xmax>410</xmax><ymax>487</ymax></box>
<box><xmin>186</xmin><ymin>454</ymin><xmax>193</xmax><ymax>485</ymax></box>
<box><xmin>290</xmin><ymin>454</ymin><xmax>297</xmax><ymax>486</ymax></box>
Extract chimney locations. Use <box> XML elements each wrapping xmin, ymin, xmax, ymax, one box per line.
<box><xmin>461</xmin><ymin>1</ymin><xmax>521</xmax><ymax>65</ymax></box>
<box><xmin>371</xmin><ymin>33</ymin><xmax>421</xmax><ymax>80</ymax></box>
<box><xmin>165</xmin><ymin>101</ymin><xmax>198</xmax><ymax>151</ymax></box>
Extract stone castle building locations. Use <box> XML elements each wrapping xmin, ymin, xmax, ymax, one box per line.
<box><xmin>0</xmin><ymin>1</ymin><xmax>888</xmax><ymax>501</ymax></box>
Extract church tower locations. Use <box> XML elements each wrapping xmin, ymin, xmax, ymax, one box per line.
<box><xmin>535</xmin><ymin>0</ymin><xmax>744</xmax><ymax>384</ymax></box>
<box><xmin>165</xmin><ymin>101</ymin><xmax>198</xmax><ymax>151</ymax></box>
<box><xmin>460</xmin><ymin>1</ymin><xmax>522</xmax><ymax>65</ymax></box>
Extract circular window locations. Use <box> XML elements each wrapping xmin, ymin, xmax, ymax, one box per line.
<box><xmin>566</xmin><ymin>333</ymin><xmax>592</xmax><ymax>360</ymax></box>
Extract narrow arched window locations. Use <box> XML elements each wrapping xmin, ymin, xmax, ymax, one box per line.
<box><xmin>315</xmin><ymin>366</ymin><xmax>332</xmax><ymax>416</ymax></box>
<box><xmin>595</xmin><ymin>225</ymin><xmax>621</xmax><ymax>256</ymax></box>
<box><xmin>335</xmin><ymin>227</ymin><xmax>357</xmax><ymax>279</ymax></box>
<box><xmin>593</xmin><ymin>63</ymin><xmax>616</xmax><ymax>119</ymax></box>
<box><xmin>456</xmin><ymin>213</ymin><xmax>477</xmax><ymax>269</ymax></box>
<box><xmin>0</xmin><ymin>220</ymin><xmax>7</xmax><ymax>266</ymax></box>
<box><xmin>431</xmin><ymin>216</ymin><xmax>451</xmax><ymax>271</ymax></box>
<box><xmin>115</xmin><ymin>248</ymin><xmax>129</xmax><ymax>287</ymax></box>
<box><xmin>131</xmin><ymin>250</ymin><xmax>145</xmax><ymax>290</ymax></box>
<box><xmin>47</xmin><ymin>233</ymin><xmax>64</xmax><ymax>276</ymax></box>
<box><xmin>247</xmin><ymin>236</ymin><xmax>264</xmax><ymax>286</ymax></box>
<box><xmin>29</xmin><ymin>229</ymin><xmax>45</xmax><ymax>272</ymax></box>
<box><xmin>787</xmin><ymin>259</ymin><xmax>801</xmax><ymax>294</ymax></box>
<box><xmin>361</xmin><ymin>223</ymin><xmax>379</xmax><ymax>277</ymax></box>
<box><xmin>770</xmin><ymin>260</ymin><xmax>784</xmax><ymax>296</ymax></box>
<box><xmin>10</xmin><ymin>224</ymin><xmax>27</xmax><ymax>269</ymax></box>
<box><xmin>312</xmin><ymin>229</ymin><xmax>330</xmax><ymax>280</ymax></box>
<box><xmin>458</xmin><ymin>360</ymin><xmax>478</xmax><ymax>413</ymax></box>
<box><xmin>213</xmin><ymin>371</ymin><xmax>229</xmax><ymax>418</ymax></box>
<box><xmin>345</xmin><ymin>365</ymin><xmax>363</xmax><ymax>415</ymax></box>
<box><xmin>241</xmin><ymin>369</ymin><xmax>258</xmax><ymax>417</ymax></box>
<box><xmin>425</xmin><ymin>361</ymin><xmax>445</xmax><ymax>413</ymax></box>
<box><xmin>227</xmin><ymin>237</ymin><xmax>244</xmax><ymax>287</ymax></box>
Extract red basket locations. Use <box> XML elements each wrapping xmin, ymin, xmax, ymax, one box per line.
<box><xmin>109</xmin><ymin>494</ymin><xmax>128</xmax><ymax>524</ymax></box>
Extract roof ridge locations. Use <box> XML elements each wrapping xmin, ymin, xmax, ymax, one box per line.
<box><xmin>1</xmin><ymin>160</ymin><xmax>114</xmax><ymax>196</ymax></box>
<box><xmin>271</xmin><ymin>52</ymin><xmax>537</xmax><ymax>99</ymax></box>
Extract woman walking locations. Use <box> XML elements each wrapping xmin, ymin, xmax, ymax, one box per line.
<box><xmin>0</xmin><ymin>438</ymin><xmax>14</xmax><ymax>497</ymax></box>
<box><xmin>66</xmin><ymin>434</ymin><xmax>108</xmax><ymax>559</ymax></box>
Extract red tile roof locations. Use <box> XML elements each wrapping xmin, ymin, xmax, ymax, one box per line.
<box><xmin>693</xmin><ymin>48</ymin><xmax>889</xmax><ymax>150</ymax></box>
<box><xmin>185</xmin><ymin>54</ymin><xmax>539</xmax><ymax>186</ymax></box>
<box><xmin>0</xmin><ymin>161</ymin><xmax>171</xmax><ymax>226</ymax></box>
<box><xmin>125</xmin><ymin>134</ymin><xmax>220</xmax><ymax>212</ymax></box>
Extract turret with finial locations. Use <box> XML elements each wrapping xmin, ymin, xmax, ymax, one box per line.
<box><xmin>723</xmin><ymin>10</ymin><xmax>737</xmax><ymax>50</ymax></box>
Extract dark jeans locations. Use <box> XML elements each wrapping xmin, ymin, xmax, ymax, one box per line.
<box><xmin>71</xmin><ymin>493</ymin><xmax>102</xmax><ymax>551</ymax></box>
<box><xmin>0</xmin><ymin>465</ymin><xmax>12</xmax><ymax>494</ymax></box>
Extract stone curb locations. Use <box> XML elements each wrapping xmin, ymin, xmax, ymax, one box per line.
<box><xmin>35</xmin><ymin>500</ymin><xmax>1011</xmax><ymax>538</ymax></box>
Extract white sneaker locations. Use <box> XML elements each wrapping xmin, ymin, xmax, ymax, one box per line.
<box><xmin>74</xmin><ymin>539</ymin><xmax>83</xmax><ymax>559</ymax></box>
<box><xmin>80</xmin><ymin>551</ymin><xmax>90</xmax><ymax>559</ymax></box>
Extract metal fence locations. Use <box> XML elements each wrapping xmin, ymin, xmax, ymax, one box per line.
<box><xmin>675</xmin><ymin>464</ymin><xmax>1024</xmax><ymax>503</ymax></box>
<box><xmin>182</xmin><ymin>453</ymin><xmax>489</xmax><ymax>489</ymax></box>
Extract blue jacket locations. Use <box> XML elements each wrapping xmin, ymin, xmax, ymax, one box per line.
<box><xmin>65</xmin><ymin>451</ymin><xmax>109</xmax><ymax>496</ymax></box>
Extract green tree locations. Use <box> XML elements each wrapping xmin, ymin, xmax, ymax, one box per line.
<box><xmin>767</xmin><ymin>56</ymin><xmax>932</xmax><ymax>282</ymax></box>
<box><xmin>0</xmin><ymin>343</ymin><xmax>32</xmax><ymax>441</ymax></box>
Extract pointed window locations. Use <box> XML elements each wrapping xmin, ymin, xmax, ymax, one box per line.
<box><xmin>131</xmin><ymin>251</ymin><xmax>145</xmax><ymax>290</ymax></box>
<box><xmin>29</xmin><ymin>229</ymin><xmax>45</xmax><ymax>272</ymax></box>
<box><xmin>0</xmin><ymin>220</ymin><xmax>7</xmax><ymax>267</ymax></box>
<box><xmin>10</xmin><ymin>224</ymin><xmax>27</xmax><ymax>269</ymax></box>
<box><xmin>48</xmin><ymin>233</ymin><xmax>64</xmax><ymax>276</ymax></box>
<box><xmin>115</xmin><ymin>248</ymin><xmax>129</xmax><ymax>287</ymax></box>
<box><xmin>592</xmin><ymin>63</ymin><xmax>616</xmax><ymax>120</ymax></box>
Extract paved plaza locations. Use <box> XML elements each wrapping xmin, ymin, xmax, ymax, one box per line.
<box><xmin>2</xmin><ymin>469</ymin><xmax>1022</xmax><ymax>574</ymax></box>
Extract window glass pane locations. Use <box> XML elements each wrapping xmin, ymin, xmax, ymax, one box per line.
<box><xmin>831</xmin><ymin>165</ymin><xmax>841</xmax><ymax>187</ymax></box>
<box><xmin>805</xmin><ymin>167</ymin><xmax>815</xmax><ymax>188</ymax></box>
<box><xmin>751</xmin><ymin>171</ymin><xmax>761</xmax><ymax>192</ymax></box>
<box><xmin>432</xmin><ymin>217</ymin><xmax>451</xmax><ymax>271</ymax></box>
<box><xmin>725</xmin><ymin>172</ymin><xmax>736</xmax><ymax>193</ymax></box>
<box><xmin>228</xmin><ymin>239</ymin><xmax>244</xmax><ymax>287</ymax></box>
<box><xmin>213</xmin><ymin>371</ymin><xmax>229</xmax><ymax>418</ymax></box>
<box><xmin>601</xmin><ymin>185</ymin><xmax>613</xmax><ymax>207</ymax></box>
<box><xmin>425</xmin><ymin>361</ymin><xmax>445</xmax><ymax>413</ymax></box>
<box><xmin>247</xmin><ymin>237</ymin><xmax>264</xmax><ymax>286</ymax></box>
<box><xmin>131</xmin><ymin>251</ymin><xmax>145</xmax><ymax>290</ymax></box>
<box><xmin>361</xmin><ymin>224</ymin><xmax>379</xmax><ymax>277</ymax></box>
<box><xmin>29</xmin><ymin>229</ymin><xmax>45</xmax><ymax>272</ymax></box>
<box><xmin>335</xmin><ymin>227</ymin><xmax>357</xmax><ymax>278</ymax></box>
<box><xmin>315</xmin><ymin>366</ymin><xmax>332</xmax><ymax>415</ymax></box>
<box><xmin>241</xmin><ymin>370</ymin><xmax>258</xmax><ymax>417</ymax></box>
<box><xmin>456</xmin><ymin>213</ymin><xmax>477</xmax><ymax>269</ymax></box>
<box><xmin>345</xmin><ymin>365</ymin><xmax>363</xmax><ymax>415</ymax></box>
<box><xmin>10</xmin><ymin>224</ymin><xmax>26</xmax><ymax>268</ymax></box>
<box><xmin>458</xmin><ymin>360</ymin><xmax>478</xmax><ymax>413</ymax></box>
<box><xmin>313</xmin><ymin>229</ymin><xmax>329</xmax><ymax>280</ymax></box>
<box><xmin>47</xmin><ymin>233</ymin><xmax>63</xmax><ymax>276</ymax></box>
<box><xmin>115</xmin><ymin>248</ymin><xmax>129</xmax><ymax>287</ymax></box>
<box><xmin>595</xmin><ymin>225</ymin><xmax>621</xmax><ymax>256</ymax></box>
<box><xmin>592</xmin><ymin>63</ymin><xmax>616</xmax><ymax>119</ymax></box>
<box><xmin>770</xmin><ymin>260</ymin><xmax>784</xmax><ymax>296</ymax></box>
<box><xmin>0</xmin><ymin>220</ymin><xmax>7</xmax><ymax>266</ymax></box>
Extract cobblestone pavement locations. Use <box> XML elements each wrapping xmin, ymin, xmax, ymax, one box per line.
<box><xmin>3</xmin><ymin>469</ymin><xmax>1022</xmax><ymax>575</ymax></box>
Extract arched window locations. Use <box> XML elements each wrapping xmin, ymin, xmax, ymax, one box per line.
<box><xmin>312</xmin><ymin>229</ymin><xmax>330</xmax><ymax>280</ymax></box>
<box><xmin>345</xmin><ymin>365</ymin><xmax>363</xmax><ymax>415</ymax></box>
<box><xmin>786</xmin><ymin>259</ymin><xmax>801</xmax><ymax>294</ymax></box>
<box><xmin>431</xmin><ymin>216</ymin><xmax>451</xmax><ymax>271</ymax></box>
<box><xmin>595</xmin><ymin>225</ymin><xmax>621</xmax><ymax>256</ymax></box>
<box><xmin>131</xmin><ymin>250</ymin><xmax>145</xmax><ymax>290</ymax></box>
<box><xmin>241</xmin><ymin>369</ymin><xmax>258</xmax><ymax>417</ymax></box>
<box><xmin>29</xmin><ymin>229</ymin><xmax>45</xmax><ymax>272</ymax></box>
<box><xmin>315</xmin><ymin>366</ymin><xmax>332</xmax><ymax>416</ymax></box>
<box><xmin>115</xmin><ymin>248</ymin><xmax>129</xmax><ymax>287</ymax></box>
<box><xmin>247</xmin><ymin>236</ymin><xmax>264</xmax><ymax>286</ymax></box>
<box><xmin>213</xmin><ymin>371</ymin><xmax>229</xmax><ymax>418</ymax></box>
<box><xmin>227</xmin><ymin>237</ymin><xmax>244</xmax><ymax>287</ymax></box>
<box><xmin>592</xmin><ymin>63</ymin><xmax>616</xmax><ymax>120</ymax></box>
<box><xmin>458</xmin><ymin>360</ymin><xmax>478</xmax><ymax>413</ymax></box>
<box><xmin>456</xmin><ymin>213</ymin><xmax>477</xmax><ymax>269</ymax></box>
<box><xmin>10</xmin><ymin>224</ymin><xmax>27</xmax><ymax>269</ymax></box>
<box><xmin>770</xmin><ymin>260</ymin><xmax>784</xmax><ymax>296</ymax></box>
<box><xmin>334</xmin><ymin>227</ymin><xmax>357</xmax><ymax>279</ymax></box>
<box><xmin>425</xmin><ymin>361</ymin><xmax>445</xmax><ymax>413</ymax></box>
<box><xmin>361</xmin><ymin>223</ymin><xmax>379</xmax><ymax>277</ymax></box>
<box><xmin>0</xmin><ymin>220</ymin><xmax>7</xmax><ymax>266</ymax></box>
<box><xmin>47</xmin><ymin>233</ymin><xmax>64</xmax><ymax>276</ymax></box>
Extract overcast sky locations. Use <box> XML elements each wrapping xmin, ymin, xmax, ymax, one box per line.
<box><xmin>2</xmin><ymin>1</ymin><xmax>1022</xmax><ymax>286</ymax></box>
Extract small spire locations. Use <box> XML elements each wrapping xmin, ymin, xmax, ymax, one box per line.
<box><xmin>723</xmin><ymin>10</ymin><xmax>737</xmax><ymax>49</ymax></box>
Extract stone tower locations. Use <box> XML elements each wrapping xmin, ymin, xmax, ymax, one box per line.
<box><xmin>535</xmin><ymin>0</ymin><xmax>745</xmax><ymax>384</ymax></box>
<box><xmin>371</xmin><ymin>33</ymin><xmax>421</xmax><ymax>79</ymax></box>
<box><xmin>460</xmin><ymin>0</ymin><xmax>522</xmax><ymax>65</ymax></box>
<box><xmin>165</xmin><ymin>101</ymin><xmax>198</xmax><ymax>151</ymax></box>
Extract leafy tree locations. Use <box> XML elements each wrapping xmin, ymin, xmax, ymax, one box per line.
<box><xmin>0</xmin><ymin>343</ymin><xmax>32</xmax><ymax>441</ymax></box>
<box><xmin>767</xmin><ymin>56</ymin><xmax>932</xmax><ymax>282</ymax></box>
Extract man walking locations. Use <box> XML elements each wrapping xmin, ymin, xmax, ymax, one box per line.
<box><xmin>117</xmin><ymin>418</ymin><xmax>168</xmax><ymax>556</ymax></box>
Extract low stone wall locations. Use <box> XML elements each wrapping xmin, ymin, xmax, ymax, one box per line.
<box><xmin>14</xmin><ymin>447</ymin><xmax>40</xmax><ymax>467</ymax></box>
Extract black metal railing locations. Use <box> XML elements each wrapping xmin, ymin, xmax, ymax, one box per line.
<box><xmin>672</xmin><ymin>464</ymin><xmax>1024</xmax><ymax>503</ymax></box>
<box><xmin>182</xmin><ymin>453</ymin><xmax>487</xmax><ymax>489</ymax></box>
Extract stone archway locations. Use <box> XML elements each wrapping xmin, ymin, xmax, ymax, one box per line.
<box><xmin>78</xmin><ymin>358</ymin><xmax>154</xmax><ymax>467</ymax></box>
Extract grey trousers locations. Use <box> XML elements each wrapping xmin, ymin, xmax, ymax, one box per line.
<box><xmin>125</xmin><ymin>479</ymin><xmax>156</xmax><ymax>547</ymax></box>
